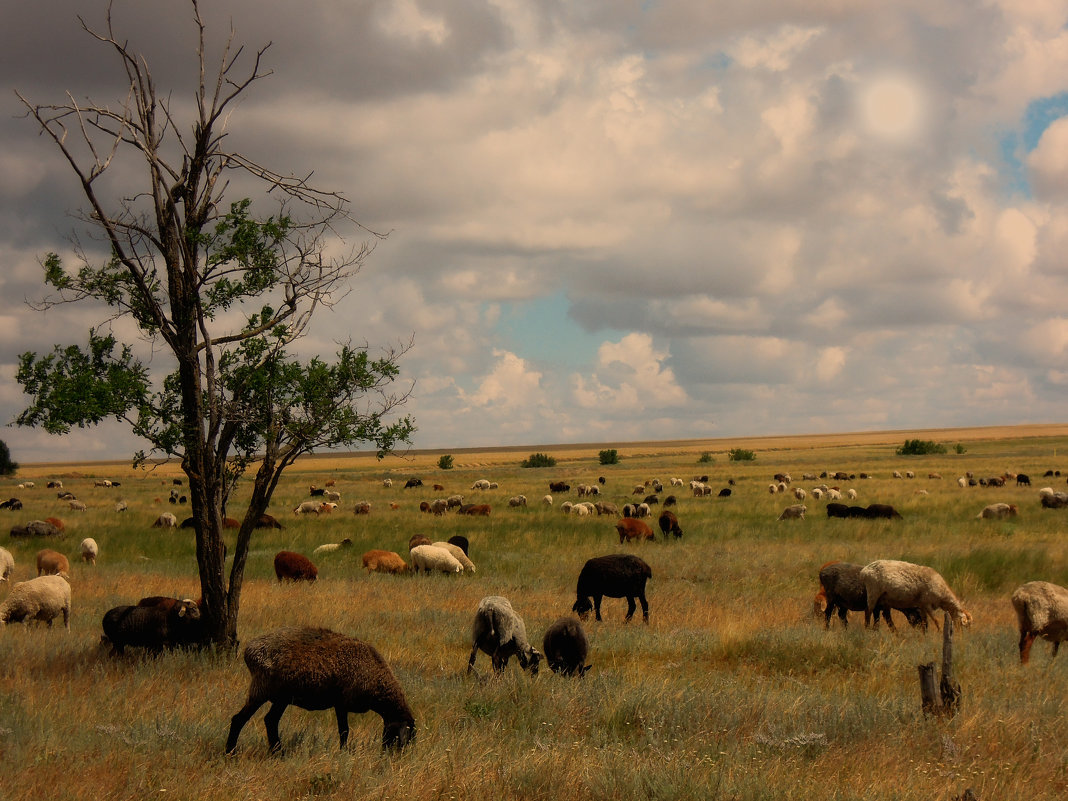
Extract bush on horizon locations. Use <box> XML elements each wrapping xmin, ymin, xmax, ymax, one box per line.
<box><xmin>521</xmin><ymin>452</ymin><xmax>556</xmax><ymax>468</ymax></box>
<box><xmin>896</xmin><ymin>439</ymin><xmax>947</xmax><ymax>455</ymax></box>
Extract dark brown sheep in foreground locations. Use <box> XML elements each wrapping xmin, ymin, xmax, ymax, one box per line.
<box><xmin>225</xmin><ymin>626</ymin><xmax>416</xmax><ymax>754</ymax></box>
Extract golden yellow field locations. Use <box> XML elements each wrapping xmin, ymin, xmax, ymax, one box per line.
<box><xmin>3</xmin><ymin>423</ymin><xmax>1068</xmax><ymax>800</ymax></box>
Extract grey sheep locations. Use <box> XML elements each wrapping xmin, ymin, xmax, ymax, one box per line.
<box><xmin>0</xmin><ymin>575</ymin><xmax>71</xmax><ymax>630</ymax></box>
<box><xmin>225</xmin><ymin>626</ymin><xmax>416</xmax><ymax>754</ymax></box>
<box><xmin>467</xmin><ymin>595</ymin><xmax>542</xmax><ymax>676</ymax></box>
<box><xmin>542</xmin><ymin>615</ymin><xmax>591</xmax><ymax>677</ymax></box>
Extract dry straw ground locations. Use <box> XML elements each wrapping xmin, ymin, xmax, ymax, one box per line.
<box><xmin>3</xmin><ymin>424</ymin><xmax>1068</xmax><ymax>800</ymax></box>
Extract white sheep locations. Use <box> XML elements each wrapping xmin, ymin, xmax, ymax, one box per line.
<box><xmin>152</xmin><ymin>512</ymin><xmax>178</xmax><ymax>528</ymax></box>
<box><xmin>80</xmin><ymin>537</ymin><xmax>99</xmax><ymax>565</ymax></box>
<box><xmin>0</xmin><ymin>546</ymin><xmax>13</xmax><ymax>582</ymax></box>
<box><xmin>860</xmin><ymin>559</ymin><xmax>971</xmax><ymax>632</ymax></box>
<box><xmin>114</xmin><ymin>500</ymin><xmax>128</xmax><ymax>513</ymax></box>
<box><xmin>508</xmin><ymin>495</ymin><xmax>527</xmax><ymax>507</ymax></box>
<box><xmin>827</xmin><ymin>489</ymin><xmax>842</xmax><ymax>500</ymax></box>
<box><xmin>410</xmin><ymin>544</ymin><xmax>462</xmax><ymax>574</ymax></box>
<box><xmin>670</xmin><ymin>477</ymin><xmax>684</xmax><ymax>487</ymax></box>
<box><xmin>1012</xmin><ymin>580</ymin><xmax>1068</xmax><ymax>663</ymax></box>
<box><xmin>429</xmin><ymin>498</ymin><xmax>448</xmax><ymax>516</ymax></box>
<box><xmin>69</xmin><ymin>500</ymin><xmax>87</xmax><ymax>512</ymax></box>
<box><xmin>471</xmin><ymin>479</ymin><xmax>491</xmax><ymax>490</ymax></box>
<box><xmin>431</xmin><ymin>541</ymin><xmax>476</xmax><ymax>572</ymax></box>
<box><xmin>325</xmin><ymin>490</ymin><xmax>342</xmax><ymax>503</ymax></box>
<box><xmin>767</xmin><ymin>483</ymin><xmax>778</xmax><ymax>494</ymax></box>
<box><xmin>0</xmin><ymin>575</ymin><xmax>71</xmax><ymax>630</ymax></box>
<box><xmin>977</xmin><ymin>503</ymin><xmax>1017</xmax><ymax>519</ymax></box>
<box><xmin>811</xmin><ymin>487</ymin><xmax>823</xmax><ymax>500</ymax></box>
<box><xmin>957</xmin><ymin>477</ymin><xmax>967</xmax><ymax>488</ymax></box>
<box><xmin>777</xmin><ymin>504</ymin><xmax>806</xmax><ymax>520</ymax></box>
<box><xmin>293</xmin><ymin>500</ymin><xmax>321</xmax><ymax>515</ymax></box>
<box><xmin>542</xmin><ymin>495</ymin><xmax>553</xmax><ymax>506</ymax></box>
<box><xmin>572</xmin><ymin>503</ymin><xmax>590</xmax><ymax>517</ymax></box>
<box><xmin>313</xmin><ymin>537</ymin><xmax>353</xmax><ymax>555</ymax></box>
<box><xmin>382</xmin><ymin>478</ymin><xmax>393</xmax><ymax>488</ymax></box>
<box><xmin>467</xmin><ymin>595</ymin><xmax>541</xmax><ymax>675</ymax></box>
<box><xmin>846</xmin><ymin>488</ymin><xmax>857</xmax><ymax>500</ymax></box>
<box><xmin>793</xmin><ymin>487</ymin><xmax>806</xmax><ymax>501</ymax></box>
<box><xmin>560</xmin><ymin>501</ymin><xmax>573</xmax><ymax>513</ymax></box>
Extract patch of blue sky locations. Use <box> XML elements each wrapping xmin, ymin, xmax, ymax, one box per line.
<box><xmin>493</xmin><ymin>292</ymin><xmax>624</xmax><ymax>369</ymax></box>
<box><xmin>998</xmin><ymin>91</ymin><xmax>1068</xmax><ymax>199</ymax></box>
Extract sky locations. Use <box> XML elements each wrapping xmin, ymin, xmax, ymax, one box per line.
<box><xmin>2</xmin><ymin>0</ymin><xmax>1068</xmax><ymax>464</ymax></box>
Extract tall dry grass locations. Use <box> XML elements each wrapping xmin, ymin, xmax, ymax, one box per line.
<box><xmin>2</xmin><ymin>429</ymin><xmax>1068</xmax><ymax>799</ymax></box>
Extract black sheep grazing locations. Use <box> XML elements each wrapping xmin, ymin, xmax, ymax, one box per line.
<box><xmin>572</xmin><ymin>554</ymin><xmax>652</xmax><ymax>624</ymax></box>
<box><xmin>818</xmin><ymin>562</ymin><xmax>924</xmax><ymax>629</ymax></box>
<box><xmin>101</xmin><ymin>599</ymin><xmax>203</xmax><ymax>655</ymax></box>
<box><xmin>542</xmin><ymin>616</ymin><xmax>591</xmax><ymax>677</ymax></box>
<box><xmin>447</xmin><ymin>535</ymin><xmax>470</xmax><ymax>556</ymax></box>
<box><xmin>863</xmin><ymin>503</ymin><xmax>902</xmax><ymax>519</ymax></box>
<box><xmin>226</xmin><ymin>626</ymin><xmax>416</xmax><ymax>754</ymax></box>
<box><xmin>658</xmin><ymin>510</ymin><xmax>683</xmax><ymax>539</ymax></box>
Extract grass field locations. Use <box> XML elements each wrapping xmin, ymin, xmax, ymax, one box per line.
<box><xmin>3</xmin><ymin>424</ymin><xmax>1068</xmax><ymax>800</ymax></box>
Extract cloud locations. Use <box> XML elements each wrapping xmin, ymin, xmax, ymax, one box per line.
<box><xmin>5</xmin><ymin>1</ymin><xmax>1068</xmax><ymax>461</ymax></box>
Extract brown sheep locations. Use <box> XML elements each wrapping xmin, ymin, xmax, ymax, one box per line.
<box><xmin>225</xmin><ymin>626</ymin><xmax>416</xmax><ymax>754</ymax></box>
<box><xmin>36</xmin><ymin>548</ymin><xmax>70</xmax><ymax>579</ymax></box>
<box><xmin>361</xmin><ymin>550</ymin><xmax>409</xmax><ymax>575</ymax></box>
<box><xmin>273</xmin><ymin>551</ymin><xmax>318</xmax><ymax>582</ymax></box>
<box><xmin>616</xmin><ymin>517</ymin><xmax>654</xmax><ymax>544</ymax></box>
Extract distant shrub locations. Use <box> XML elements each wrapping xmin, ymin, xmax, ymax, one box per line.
<box><xmin>599</xmin><ymin>449</ymin><xmax>619</xmax><ymax>466</ymax></box>
<box><xmin>697</xmin><ymin>452</ymin><xmax>714</xmax><ymax>464</ymax></box>
<box><xmin>727</xmin><ymin>448</ymin><xmax>756</xmax><ymax>462</ymax></box>
<box><xmin>437</xmin><ymin>454</ymin><xmax>454</xmax><ymax>470</ymax></box>
<box><xmin>896</xmin><ymin>439</ymin><xmax>947</xmax><ymax>456</ymax></box>
<box><xmin>521</xmin><ymin>452</ymin><xmax>556</xmax><ymax>468</ymax></box>
<box><xmin>954</xmin><ymin>443</ymin><xmax>967</xmax><ymax>454</ymax></box>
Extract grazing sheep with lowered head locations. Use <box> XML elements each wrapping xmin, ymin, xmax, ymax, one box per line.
<box><xmin>313</xmin><ymin>537</ymin><xmax>353</xmax><ymax>555</ymax></box>
<box><xmin>977</xmin><ymin>503</ymin><xmax>1018</xmax><ymax>519</ymax></box>
<box><xmin>36</xmin><ymin>548</ymin><xmax>70</xmax><ymax>579</ymax></box>
<box><xmin>467</xmin><ymin>596</ymin><xmax>541</xmax><ymax>676</ymax></box>
<box><xmin>573</xmin><ymin>554</ymin><xmax>652</xmax><ymax>624</ymax></box>
<box><xmin>0</xmin><ymin>546</ymin><xmax>13</xmax><ymax>583</ymax></box>
<box><xmin>361</xmin><ymin>550</ymin><xmax>409</xmax><ymax>574</ymax></box>
<box><xmin>1011</xmin><ymin>580</ymin><xmax>1068</xmax><ymax>663</ymax></box>
<box><xmin>80</xmin><ymin>538</ymin><xmax>99</xmax><ymax>565</ymax></box>
<box><xmin>225</xmin><ymin>626</ymin><xmax>416</xmax><ymax>754</ymax></box>
<box><xmin>860</xmin><ymin>559</ymin><xmax>971</xmax><ymax>632</ymax></box>
<box><xmin>0</xmin><ymin>575</ymin><xmax>71</xmax><ymax>630</ymax></box>
<box><xmin>777</xmin><ymin>504</ymin><xmax>806</xmax><ymax>520</ymax></box>
<box><xmin>273</xmin><ymin>551</ymin><xmax>318</xmax><ymax>582</ymax></box>
<box><xmin>410</xmin><ymin>544</ymin><xmax>462</xmax><ymax>574</ymax></box>
<box><xmin>542</xmin><ymin>615</ymin><xmax>591</xmax><ymax>677</ymax></box>
<box><xmin>431</xmin><ymin>541</ymin><xmax>476</xmax><ymax>572</ymax></box>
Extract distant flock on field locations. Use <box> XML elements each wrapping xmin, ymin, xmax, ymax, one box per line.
<box><xmin>2</xmin><ymin>464</ymin><xmax>1068</xmax><ymax>755</ymax></box>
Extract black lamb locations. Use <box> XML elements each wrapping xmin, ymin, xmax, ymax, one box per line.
<box><xmin>572</xmin><ymin>554</ymin><xmax>652</xmax><ymax>624</ymax></box>
<box><xmin>542</xmin><ymin>615</ymin><xmax>591</xmax><ymax>676</ymax></box>
<box><xmin>101</xmin><ymin>598</ymin><xmax>203</xmax><ymax>655</ymax></box>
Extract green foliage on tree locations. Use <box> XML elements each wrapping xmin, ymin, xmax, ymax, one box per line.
<box><xmin>727</xmin><ymin>448</ymin><xmax>756</xmax><ymax>462</ymax></box>
<box><xmin>0</xmin><ymin>440</ymin><xmax>18</xmax><ymax>476</ymax></box>
<box><xmin>954</xmin><ymin>443</ymin><xmax>967</xmax><ymax>454</ymax></box>
<box><xmin>896</xmin><ymin>439</ymin><xmax>947</xmax><ymax>456</ymax></box>
<box><xmin>13</xmin><ymin>3</ymin><xmax>414</xmax><ymax>649</ymax></box>
<box><xmin>598</xmin><ymin>448</ymin><xmax>619</xmax><ymax>465</ymax></box>
<box><xmin>521</xmin><ymin>452</ymin><xmax>557</xmax><ymax>468</ymax></box>
<box><xmin>437</xmin><ymin>454</ymin><xmax>454</xmax><ymax>470</ymax></box>
<box><xmin>698</xmin><ymin>451</ymin><xmax>715</xmax><ymax>464</ymax></box>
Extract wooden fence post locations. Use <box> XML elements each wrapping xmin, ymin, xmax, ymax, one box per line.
<box><xmin>918</xmin><ymin>612</ymin><xmax>961</xmax><ymax>716</ymax></box>
<box><xmin>918</xmin><ymin>662</ymin><xmax>938</xmax><ymax>714</ymax></box>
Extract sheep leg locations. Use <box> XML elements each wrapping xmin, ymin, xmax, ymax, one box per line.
<box><xmin>639</xmin><ymin>594</ymin><xmax>649</xmax><ymax>624</ymax></box>
<box><xmin>879</xmin><ymin>607</ymin><xmax>897</xmax><ymax>632</ymax></box>
<box><xmin>466</xmin><ymin>642</ymin><xmax>481</xmax><ymax>674</ymax></box>
<box><xmin>225</xmin><ymin>697</ymin><xmax>266</xmax><ymax>754</ymax></box>
<box><xmin>623</xmin><ymin>596</ymin><xmax>636</xmax><ymax>623</ymax></box>
<box><xmin>263</xmin><ymin>701</ymin><xmax>289</xmax><ymax>753</ymax></box>
<box><xmin>593</xmin><ymin>595</ymin><xmax>604</xmax><ymax>622</ymax></box>
<box><xmin>1052</xmin><ymin>640</ymin><xmax>1060</xmax><ymax>660</ymax></box>
<box><xmin>1019</xmin><ymin>630</ymin><xmax>1035</xmax><ymax>663</ymax></box>
<box><xmin>334</xmin><ymin>706</ymin><xmax>350</xmax><ymax>748</ymax></box>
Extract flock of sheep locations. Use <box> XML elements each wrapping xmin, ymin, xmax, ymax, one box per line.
<box><xmin>4</xmin><ymin>461</ymin><xmax>1068</xmax><ymax>759</ymax></box>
